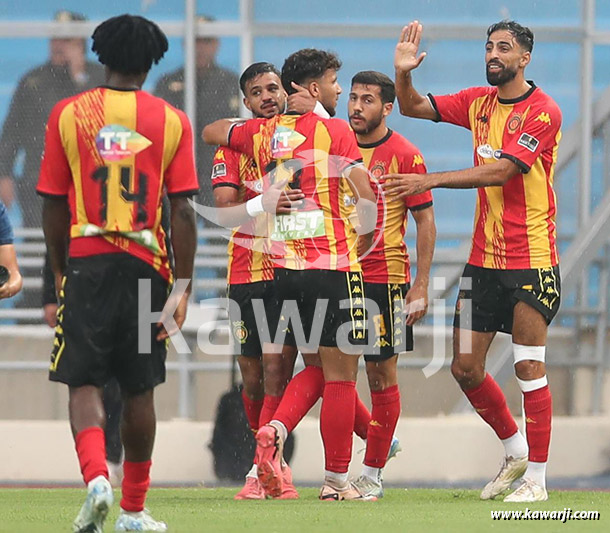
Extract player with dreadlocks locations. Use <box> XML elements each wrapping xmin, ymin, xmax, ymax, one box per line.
<box><xmin>37</xmin><ymin>14</ymin><xmax>198</xmax><ymax>532</ymax></box>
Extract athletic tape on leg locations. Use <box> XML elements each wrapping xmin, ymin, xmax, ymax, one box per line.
<box><xmin>513</xmin><ymin>343</ymin><xmax>546</xmax><ymax>364</ymax></box>
<box><xmin>516</xmin><ymin>375</ymin><xmax>548</xmax><ymax>392</ymax></box>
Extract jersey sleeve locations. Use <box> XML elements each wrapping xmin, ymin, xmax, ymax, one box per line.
<box><xmin>428</xmin><ymin>87</ymin><xmax>486</xmax><ymax>130</ymax></box>
<box><xmin>211</xmin><ymin>147</ymin><xmax>241</xmax><ymax>190</ymax></box>
<box><xmin>397</xmin><ymin>146</ymin><xmax>433</xmax><ymax>210</ymax></box>
<box><xmin>327</xmin><ymin>119</ymin><xmax>364</xmax><ymax>173</ymax></box>
<box><xmin>499</xmin><ymin>103</ymin><xmax>562</xmax><ymax>173</ymax></box>
<box><xmin>0</xmin><ymin>202</ymin><xmax>14</xmax><ymax>245</ymax></box>
<box><xmin>228</xmin><ymin>118</ymin><xmax>266</xmax><ymax>158</ymax></box>
<box><xmin>164</xmin><ymin>111</ymin><xmax>199</xmax><ymax>197</ymax></box>
<box><xmin>36</xmin><ymin>102</ymin><xmax>72</xmax><ymax>197</ymax></box>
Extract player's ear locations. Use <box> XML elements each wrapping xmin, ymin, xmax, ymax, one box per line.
<box><xmin>383</xmin><ymin>102</ymin><xmax>393</xmax><ymax>117</ymax></box>
<box><xmin>520</xmin><ymin>50</ymin><xmax>531</xmax><ymax>69</ymax></box>
<box><xmin>309</xmin><ymin>81</ymin><xmax>320</xmax><ymax>97</ymax></box>
<box><xmin>243</xmin><ymin>97</ymin><xmax>252</xmax><ymax>112</ymax></box>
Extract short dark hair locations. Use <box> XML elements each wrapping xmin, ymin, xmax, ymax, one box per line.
<box><xmin>487</xmin><ymin>20</ymin><xmax>534</xmax><ymax>53</ymax></box>
<box><xmin>351</xmin><ymin>71</ymin><xmax>395</xmax><ymax>104</ymax></box>
<box><xmin>91</xmin><ymin>14</ymin><xmax>168</xmax><ymax>75</ymax></box>
<box><xmin>281</xmin><ymin>49</ymin><xmax>342</xmax><ymax>95</ymax></box>
<box><xmin>239</xmin><ymin>62</ymin><xmax>281</xmax><ymax>94</ymax></box>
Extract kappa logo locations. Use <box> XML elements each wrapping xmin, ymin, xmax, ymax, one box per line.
<box><xmin>215</xmin><ymin>149</ymin><xmax>225</xmax><ymax>161</ymax></box>
<box><xmin>535</xmin><ymin>112</ymin><xmax>551</xmax><ymax>125</ymax></box>
<box><xmin>271</xmin><ymin>126</ymin><xmax>307</xmax><ymax>158</ymax></box>
<box><xmin>412</xmin><ymin>154</ymin><xmax>424</xmax><ymax>167</ymax></box>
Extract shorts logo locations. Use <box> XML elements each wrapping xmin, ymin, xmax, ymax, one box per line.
<box><xmin>271</xmin><ymin>126</ymin><xmax>307</xmax><ymax>158</ymax></box>
<box><xmin>211</xmin><ymin>162</ymin><xmax>227</xmax><ymax>179</ymax></box>
<box><xmin>517</xmin><ymin>132</ymin><xmax>540</xmax><ymax>153</ymax></box>
<box><xmin>476</xmin><ymin>144</ymin><xmax>495</xmax><ymax>159</ymax></box>
<box><xmin>370</xmin><ymin>162</ymin><xmax>385</xmax><ymax>181</ymax></box>
<box><xmin>96</xmin><ymin>125</ymin><xmax>152</xmax><ymax>162</ymax></box>
<box><xmin>232</xmin><ymin>321</ymin><xmax>248</xmax><ymax>344</ymax></box>
<box><xmin>373</xmin><ymin>314</ymin><xmax>386</xmax><ymax>337</ymax></box>
<box><xmin>507</xmin><ymin>113</ymin><xmax>523</xmax><ymax>134</ymax></box>
<box><xmin>535</xmin><ymin>112</ymin><xmax>551</xmax><ymax>125</ymax></box>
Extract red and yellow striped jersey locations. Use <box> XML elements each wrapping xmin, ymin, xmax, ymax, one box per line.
<box><xmin>228</xmin><ymin>112</ymin><xmax>365</xmax><ymax>272</ymax></box>
<box><xmin>358</xmin><ymin>129</ymin><xmax>433</xmax><ymax>284</ymax></box>
<box><xmin>211</xmin><ymin>147</ymin><xmax>274</xmax><ymax>284</ymax></box>
<box><xmin>37</xmin><ymin>87</ymin><xmax>198</xmax><ymax>281</ymax></box>
<box><xmin>429</xmin><ymin>83</ymin><xmax>561</xmax><ymax>269</ymax></box>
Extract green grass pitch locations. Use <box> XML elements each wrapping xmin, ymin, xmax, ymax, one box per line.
<box><xmin>0</xmin><ymin>487</ymin><xmax>608</xmax><ymax>532</ymax></box>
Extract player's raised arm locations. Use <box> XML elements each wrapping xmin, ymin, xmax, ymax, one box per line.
<box><xmin>394</xmin><ymin>21</ymin><xmax>437</xmax><ymax>120</ymax></box>
<box><xmin>201</xmin><ymin>118</ymin><xmax>245</xmax><ymax>147</ymax></box>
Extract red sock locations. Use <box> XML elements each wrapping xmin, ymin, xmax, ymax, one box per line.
<box><xmin>320</xmin><ymin>381</ymin><xmax>356</xmax><ymax>473</ymax></box>
<box><xmin>364</xmin><ymin>385</ymin><xmax>401</xmax><ymax>468</ymax></box>
<box><xmin>463</xmin><ymin>374</ymin><xmax>518</xmax><ymax>440</ymax></box>
<box><xmin>241</xmin><ymin>391</ymin><xmax>263</xmax><ymax>433</ymax></box>
<box><xmin>272</xmin><ymin>365</ymin><xmax>325</xmax><ymax>433</ymax></box>
<box><xmin>259</xmin><ymin>394</ymin><xmax>283</xmax><ymax>427</ymax></box>
<box><xmin>121</xmin><ymin>460</ymin><xmax>152</xmax><ymax>512</ymax></box>
<box><xmin>523</xmin><ymin>385</ymin><xmax>552</xmax><ymax>462</ymax></box>
<box><xmin>75</xmin><ymin>426</ymin><xmax>108</xmax><ymax>485</ymax></box>
<box><xmin>354</xmin><ymin>393</ymin><xmax>371</xmax><ymax>440</ymax></box>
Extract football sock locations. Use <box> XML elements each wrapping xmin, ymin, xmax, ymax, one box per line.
<box><xmin>464</xmin><ymin>373</ymin><xmax>519</xmax><ymax>440</ymax></box>
<box><xmin>354</xmin><ymin>393</ymin><xmax>372</xmax><ymax>440</ymax></box>
<box><xmin>272</xmin><ymin>365</ymin><xmax>325</xmax><ymax>433</ymax></box>
<box><xmin>364</xmin><ymin>385</ymin><xmax>401</xmax><ymax>469</ymax></box>
<box><xmin>241</xmin><ymin>391</ymin><xmax>263</xmax><ymax>432</ymax></box>
<box><xmin>269</xmin><ymin>420</ymin><xmax>288</xmax><ymax>443</ymax></box>
<box><xmin>362</xmin><ymin>465</ymin><xmax>382</xmax><ymax>483</ymax></box>
<box><xmin>245</xmin><ymin>464</ymin><xmax>258</xmax><ymax>479</ymax></box>
<box><xmin>524</xmin><ymin>461</ymin><xmax>547</xmax><ymax>489</ymax></box>
<box><xmin>259</xmin><ymin>394</ymin><xmax>282</xmax><ymax>427</ymax></box>
<box><xmin>320</xmin><ymin>381</ymin><xmax>356</xmax><ymax>474</ymax></box>
<box><xmin>75</xmin><ymin>426</ymin><xmax>108</xmax><ymax>484</ymax></box>
<box><xmin>523</xmin><ymin>385</ymin><xmax>552</xmax><ymax>463</ymax></box>
<box><xmin>120</xmin><ymin>460</ymin><xmax>151</xmax><ymax>513</ymax></box>
<box><xmin>324</xmin><ymin>470</ymin><xmax>349</xmax><ymax>487</ymax></box>
<box><xmin>501</xmin><ymin>431</ymin><xmax>529</xmax><ymax>459</ymax></box>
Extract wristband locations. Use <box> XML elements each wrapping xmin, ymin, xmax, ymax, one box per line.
<box><xmin>246</xmin><ymin>195</ymin><xmax>265</xmax><ymax>217</ymax></box>
<box><xmin>313</xmin><ymin>101</ymin><xmax>330</xmax><ymax>119</ymax></box>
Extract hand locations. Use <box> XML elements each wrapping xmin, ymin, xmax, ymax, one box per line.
<box><xmin>0</xmin><ymin>270</ymin><xmax>22</xmax><ymax>300</ymax></box>
<box><xmin>261</xmin><ymin>179</ymin><xmax>305</xmax><ymax>214</ymax></box>
<box><xmin>357</xmin><ymin>232</ymin><xmax>374</xmax><ymax>258</ymax></box>
<box><xmin>43</xmin><ymin>303</ymin><xmax>58</xmax><ymax>328</ymax></box>
<box><xmin>287</xmin><ymin>82</ymin><xmax>317</xmax><ymax>114</ymax></box>
<box><xmin>157</xmin><ymin>293</ymin><xmax>189</xmax><ymax>341</ymax></box>
<box><xmin>405</xmin><ymin>283</ymin><xmax>428</xmax><ymax>326</ymax></box>
<box><xmin>394</xmin><ymin>21</ymin><xmax>427</xmax><ymax>74</ymax></box>
<box><xmin>0</xmin><ymin>177</ymin><xmax>14</xmax><ymax>208</ymax></box>
<box><xmin>382</xmin><ymin>173</ymin><xmax>430</xmax><ymax>199</ymax></box>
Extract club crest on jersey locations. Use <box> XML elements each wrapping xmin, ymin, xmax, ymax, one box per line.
<box><xmin>370</xmin><ymin>162</ymin><xmax>385</xmax><ymax>180</ymax></box>
<box><xmin>476</xmin><ymin>144</ymin><xmax>495</xmax><ymax>159</ymax></box>
<box><xmin>96</xmin><ymin>124</ymin><xmax>152</xmax><ymax>162</ymax></box>
<box><xmin>507</xmin><ymin>113</ymin><xmax>523</xmax><ymax>134</ymax></box>
<box><xmin>271</xmin><ymin>126</ymin><xmax>306</xmax><ymax>158</ymax></box>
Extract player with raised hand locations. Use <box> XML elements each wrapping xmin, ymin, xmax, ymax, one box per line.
<box><xmin>386</xmin><ymin>20</ymin><xmax>561</xmax><ymax>502</ymax></box>
<box><xmin>37</xmin><ymin>14</ymin><xmax>198</xmax><ymax>532</ymax></box>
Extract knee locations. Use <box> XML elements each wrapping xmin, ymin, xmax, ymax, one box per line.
<box><xmin>514</xmin><ymin>360</ymin><xmax>545</xmax><ymax>381</ymax></box>
<box><xmin>366</xmin><ymin>361</ymin><xmax>396</xmax><ymax>392</ymax></box>
<box><xmin>451</xmin><ymin>358</ymin><xmax>484</xmax><ymax>388</ymax></box>
<box><xmin>263</xmin><ymin>359</ymin><xmax>290</xmax><ymax>396</ymax></box>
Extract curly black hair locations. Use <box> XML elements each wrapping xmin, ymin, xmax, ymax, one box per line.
<box><xmin>281</xmin><ymin>49</ymin><xmax>342</xmax><ymax>95</ymax></box>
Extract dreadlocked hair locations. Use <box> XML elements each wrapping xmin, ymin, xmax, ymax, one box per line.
<box><xmin>92</xmin><ymin>14</ymin><xmax>168</xmax><ymax>75</ymax></box>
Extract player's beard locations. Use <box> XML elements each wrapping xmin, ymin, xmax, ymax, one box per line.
<box><xmin>486</xmin><ymin>62</ymin><xmax>518</xmax><ymax>86</ymax></box>
<box><xmin>349</xmin><ymin>112</ymin><xmax>383</xmax><ymax>135</ymax></box>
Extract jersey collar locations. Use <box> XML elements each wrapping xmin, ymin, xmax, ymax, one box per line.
<box><xmin>497</xmin><ymin>81</ymin><xmax>537</xmax><ymax>105</ymax></box>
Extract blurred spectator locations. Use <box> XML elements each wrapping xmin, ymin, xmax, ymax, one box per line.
<box><xmin>0</xmin><ymin>10</ymin><xmax>105</xmax><ymax>309</ymax></box>
<box><xmin>154</xmin><ymin>14</ymin><xmax>240</xmax><ymax>206</ymax></box>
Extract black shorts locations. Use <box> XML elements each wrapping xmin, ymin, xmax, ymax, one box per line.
<box><xmin>364</xmin><ymin>282</ymin><xmax>413</xmax><ymax>362</ymax></box>
<box><xmin>453</xmin><ymin>264</ymin><xmax>561</xmax><ymax>334</ymax></box>
<box><xmin>269</xmin><ymin>268</ymin><xmax>367</xmax><ymax>350</ymax></box>
<box><xmin>227</xmin><ymin>281</ymin><xmax>275</xmax><ymax>358</ymax></box>
<box><xmin>49</xmin><ymin>253</ymin><xmax>169</xmax><ymax>393</ymax></box>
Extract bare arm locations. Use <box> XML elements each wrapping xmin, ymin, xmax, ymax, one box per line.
<box><xmin>42</xmin><ymin>196</ymin><xmax>70</xmax><ymax>294</ymax></box>
<box><xmin>202</xmin><ymin>118</ymin><xmax>245</xmax><ymax>147</ymax></box>
<box><xmin>383</xmin><ymin>158</ymin><xmax>520</xmax><ymax>199</ymax></box>
<box><xmin>0</xmin><ymin>244</ymin><xmax>22</xmax><ymax>299</ymax></box>
<box><xmin>394</xmin><ymin>21</ymin><xmax>437</xmax><ymax>120</ymax></box>
<box><xmin>405</xmin><ymin>205</ymin><xmax>436</xmax><ymax>326</ymax></box>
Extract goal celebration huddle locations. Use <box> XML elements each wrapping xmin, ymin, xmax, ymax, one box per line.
<box><xmin>36</xmin><ymin>14</ymin><xmax>561</xmax><ymax>532</ymax></box>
